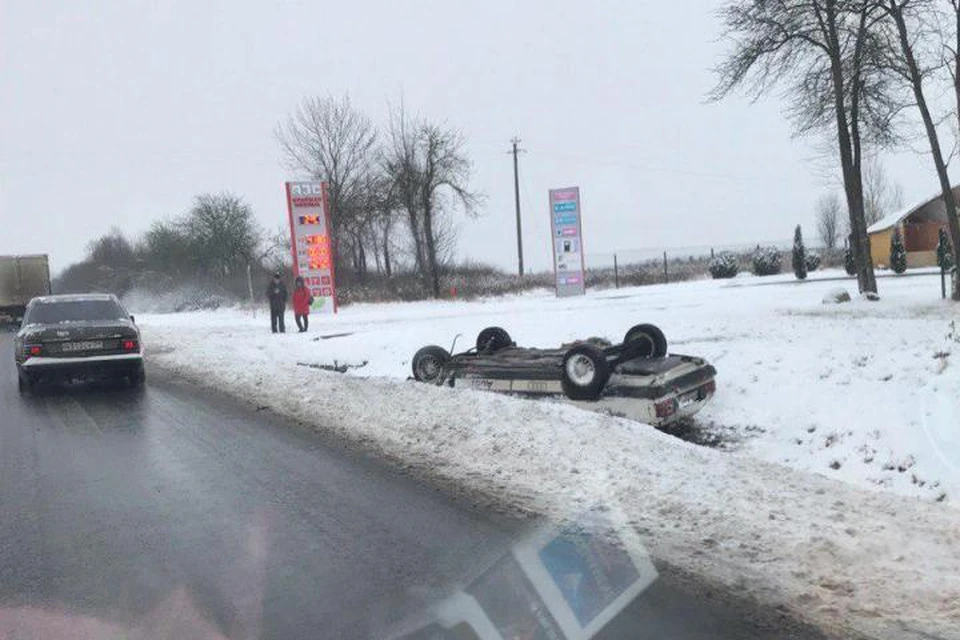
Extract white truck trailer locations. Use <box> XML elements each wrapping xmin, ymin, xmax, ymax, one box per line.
<box><xmin>0</xmin><ymin>255</ymin><xmax>52</xmax><ymax>323</ymax></box>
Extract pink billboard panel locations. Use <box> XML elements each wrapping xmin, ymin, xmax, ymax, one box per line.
<box><xmin>548</xmin><ymin>187</ymin><xmax>586</xmax><ymax>297</ymax></box>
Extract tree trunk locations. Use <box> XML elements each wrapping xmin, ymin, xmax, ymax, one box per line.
<box><xmin>825</xmin><ymin>1</ymin><xmax>877</xmax><ymax>294</ymax></box>
<box><xmin>371</xmin><ymin>234</ymin><xmax>382</xmax><ymax>275</ymax></box>
<box><xmin>421</xmin><ymin>201</ymin><xmax>441</xmax><ymax>298</ymax></box>
<box><xmin>358</xmin><ymin>237</ymin><xmax>367</xmax><ymax>280</ymax></box>
<box><xmin>382</xmin><ymin>225</ymin><xmax>392</xmax><ymax>278</ymax></box>
<box><xmin>955</xmin><ymin>4</ymin><xmax>960</xmax><ymax>139</ymax></box>
<box><xmin>890</xmin><ymin>1</ymin><xmax>960</xmax><ymax>299</ymax></box>
<box><xmin>405</xmin><ymin>205</ymin><xmax>426</xmax><ymax>275</ymax></box>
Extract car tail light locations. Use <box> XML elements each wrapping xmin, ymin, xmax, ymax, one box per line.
<box><xmin>655</xmin><ymin>398</ymin><xmax>677</xmax><ymax>418</ymax></box>
<box><xmin>122</xmin><ymin>339</ymin><xmax>139</xmax><ymax>352</ymax></box>
<box><xmin>703</xmin><ymin>379</ymin><xmax>717</xmax><ymax>396</ymax></box>
<box><xmin>25</xmin><ymin>345</ymin><xmax>42</xmax><ymax>358</ymax></box>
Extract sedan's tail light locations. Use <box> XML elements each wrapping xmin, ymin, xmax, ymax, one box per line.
<box><xmin>122</xmin><ymin>339</ymin><xmax>139</xmax><ymax>352</ymax></box>
<box><xmin>23</xmin><ymin>345</ymin><xmax>42</xmax><ymax>359</ymax></box>
<box><xmin>655</xmin><ymin>398</ymin><xmax>677</xmax><ymax>418</ymax></box>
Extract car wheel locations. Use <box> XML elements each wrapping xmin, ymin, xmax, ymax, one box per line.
<box><xmin>623</xmin><ymin>323</ymin><xmax>668</xmax><ymax>358</ymax></box>
<box><xmin>17</xmin><ymin>373</ymin><xmax>32</xmax><ymax>395</ymax></box>
<box><xmin>476</xmin><ymin>327</ymin><xmax>513</xmax><ymax>353</ymax></box>
<box><xmin>128</xmin><ymin>366</ymin><xmax>146</xmax><ymax>388</ymax></box>
<box><xmin>412</xmin><ymin>346</ymin><xmax>451</xmax><ymax>383</ymax></box>
<box><xmin>561</xmin><ymin>344</ymin><xmax>610</xmax><ymax>401</ymax></box>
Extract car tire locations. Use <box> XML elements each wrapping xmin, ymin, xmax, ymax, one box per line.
<box><xmin>623</xmin><ymin>323</ymin><xmax>668</xmax><ymax>358</ymax></box>
<box><xmin>476</xmin><ymin>327</ymin><xmax>513</xmax><ymax>353</ymax></box>
<box><xmin>128</xmin><ymin>366</ymin><xmax>146</xmax><ymax>388</ymax></box>
<box><xmin>17</xmin><ymin>373</ymin><xmax>32</xmax><ymax>395</ymax></box>
<box><xmin>412</xmin><ymin>346</ymin><xmax>451</xmax><ymax>383</ymax></box>
<box><xmin>561</xmin><ymin>344</ymin><xmax>610</xmax><ymax>401</ymax></box>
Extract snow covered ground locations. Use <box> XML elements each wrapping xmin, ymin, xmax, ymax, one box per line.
<box><xmin>140</xmin><ymin>269</ymin><xmax>960</xmax><ymax>502</ymax></box>
<box><xmin>138</xmin><ymin>269</ymin><xmax>960</xmax><ymax>639</ymax></box>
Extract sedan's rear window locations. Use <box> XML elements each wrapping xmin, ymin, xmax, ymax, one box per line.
<box><xmin>24</xmin><ymin>299</ymin><xmax>126</xmax><ymax>324</ymax></box>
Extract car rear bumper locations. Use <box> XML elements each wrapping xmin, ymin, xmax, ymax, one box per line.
<box><xmin>19</xmin><ymin>353</ymin><xmax>143</xmax><ymax>381</ymax></box>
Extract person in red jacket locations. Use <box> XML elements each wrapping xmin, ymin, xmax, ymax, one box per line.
<box><xmin>292</xmin><ymin>276</ymin><xmax>314</xmax><ymax>333</ymax></box>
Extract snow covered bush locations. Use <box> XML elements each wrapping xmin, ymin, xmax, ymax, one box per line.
<box><xmin>937</xmin><ymin>228</ymin><xmax>954</xmax><ymax>271</ymax></box>
<box><xmin>708</xmin><ymin>252</ymin><xmax>739</xmax><ymax>279</ymax></box>
<box><xmin>752</xmin><ymin>246</ymin><xmax>783</xmax><ymax>276</ymax></box>
<box><xmin>891</xmin><ymin>227</ymin><xmax>907</xmax><ymax>274</ymax></box>
<box><xmin>792</xmin><ymin>225</ymin><xmax>807</xmax><ymax>280</ymax></box>
<box><xmin>805</xmin><ymin>251</ymin><xmax>821</xmax><ymax>272</ymax></box>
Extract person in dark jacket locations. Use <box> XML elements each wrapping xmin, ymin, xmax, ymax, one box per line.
<box><xmin>292</xmin><ymin>276</ymin><xmax>314</xmax><ymax>332</ymax></box>
<box><xmin>266</xmin><ymin>272</ymin><xmax>288</xmax><ymax>333</ymax></box>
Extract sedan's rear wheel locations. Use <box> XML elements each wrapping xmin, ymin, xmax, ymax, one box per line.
<box><xmin>623</xmin><ymin>323</ymin><xmax>668</xmax><ymax>358</ymax></box>
<box><xmin>476</xmin><ymin>327</ymin><xmax>513</xmax><ymax>354</ymax></box>
<box><xmin>412</xmin><ymin>346</ymin><xmax>451</xmax><ymax>383</ymax></box>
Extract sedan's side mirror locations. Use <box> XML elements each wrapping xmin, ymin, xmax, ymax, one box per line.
<box><xmin>130</xmin><ymin>315</ymin><xmax>136</xmax><ymax>324</ymax></box>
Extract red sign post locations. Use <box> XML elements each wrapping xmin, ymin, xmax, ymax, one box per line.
<box><xmin>285</xmin><ymin>181</ymin><xmax>337</xmax><ymax>314</ymax></box>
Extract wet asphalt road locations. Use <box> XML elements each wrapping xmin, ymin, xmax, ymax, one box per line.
<box><xmin>0</xmin><ymin>333</ymin><xmax>833</xmax><ymax>639</ymax></box>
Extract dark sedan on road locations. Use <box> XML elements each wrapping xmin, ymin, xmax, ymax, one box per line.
<box><xmin>14</xmin><ymin>293</ymin><xmax>145</xmax><ymax>393</ymax></box>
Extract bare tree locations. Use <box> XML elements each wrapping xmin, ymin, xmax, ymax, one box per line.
<box><xmin>418</xmin><ymin>123</ymin><xmax>479</xmax><ymax>296</ymax></box>
<box><xmin>712</xmin><ymin>0</ymin><xmax>902</xmax><ymax>294</ymax></box>
<box><xmin>381</xmin><ymin>106</ymin><xmax>481</xmax><ymax>297</ymax></box>
<box><xmin>817</xmin><ymin>193</ymin><xmax>843</xmax><ymax>248</ymax></box>
<box><xmin>862</xmin><ymin>154</ymin><xmax>905</xmax><ymax>226</ymax></box>
<box><xmin>382</xmin><ymin>105</ymin><xmax>427</xmax><ymax>275</ymax></box>
<box><xmin>878</xmin><ymin>0</ymin><xmax>960</xmax><ymax>298</ymax></box>
<box><xmin>276</xmin><ymin>95</ymin><xmax>378</xmax><ymax>277</ymax></box>
<box><xmin>257</xmin><ymin>225</ymin><xmax>292</xmax><ymax>272</ymax></box>
<box><xmin>182</xmin><ymin>193</ymin><xmax>261</xmax><ymax>278</ymax></box>
<box><xmin>946</xmin><ymin>0</ymin><xmax>960</xmax><ymax>137</ymax></box>
<box><xmin>361</xmin><ymin>173</ymin><xmax>400</xmax><ymax>277</ymax></box>
<box><xmin>87</xmin><ymin>227</ymin><xmax>136</xmax><ymax>267</ymax></box>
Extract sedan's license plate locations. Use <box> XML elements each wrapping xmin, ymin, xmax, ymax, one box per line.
<box><xmin>677</xmin><ymin>391</ymin><xmax>698</xmax><ymax>409</ymax></box>
<box><xmin>61</xmin><ymin>340</ymin><xmax>104</xmax><ymax>352</ymax></box>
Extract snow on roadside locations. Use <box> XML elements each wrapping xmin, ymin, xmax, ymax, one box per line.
<box><xmin>140</xmin><ymin>271</ymin><xmax>960</xmax><ymax>639</ymax></box>
<box><xmin>140</xmin><ymin>269</ymin><xmax>960</xmax><ymax>502</ymax></box>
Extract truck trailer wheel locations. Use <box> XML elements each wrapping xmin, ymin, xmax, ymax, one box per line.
<box><xmin>623</xmin><ymin>323</ymin><xmax>668</xmax><ymax>358</ymax></box>
<box><xmin>561</xmin><ymin>344</ymin><xmax>610</xmax><ymax>401</ymax></box>
<box><xmin>412</xmin><ymin>346</ymin><xmax>451</xmax><ymax>383</ymax></box>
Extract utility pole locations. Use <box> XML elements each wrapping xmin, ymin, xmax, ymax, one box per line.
<box><xmin>510</xmin><ymin>137</ymin><xmax>525</xmax><ymax>277</ymax></box>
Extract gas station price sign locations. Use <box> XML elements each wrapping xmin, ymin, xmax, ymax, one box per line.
<box><xmin>285</xmin><ymin>181</ymin><xmax>337</xmax><ymax>313</ymax></box>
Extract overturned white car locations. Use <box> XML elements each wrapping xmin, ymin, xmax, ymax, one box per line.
<box><xmin>411</xmin><ymin>323</ymin><xmax>717</xmax><ymax>426</ymax></box>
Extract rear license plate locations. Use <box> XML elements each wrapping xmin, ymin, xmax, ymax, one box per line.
<box><xmin>61</xmin><ymin>340</ymin><xmax>105</xmax><ymax>353</ymax></box>
<box><xmin>677</xmin><ymin>391</ymin><xmax>698</xmax><ymax>409</ymax></box>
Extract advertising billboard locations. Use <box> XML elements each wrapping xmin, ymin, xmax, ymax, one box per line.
<box><xmin>549</xmin><ymin>187</ymin><xmax>586</xmax><ymax>297</ymax></box>
<box><xmin>285</xmin><ymin>181</ymin><xmax>337</xmax><ymax>314</ymax></box>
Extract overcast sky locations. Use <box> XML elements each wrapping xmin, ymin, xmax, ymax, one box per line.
<box><xmin>0</xmin><ymin>0</ymin><xmax>940</xmax><ymax>275</ymax></box>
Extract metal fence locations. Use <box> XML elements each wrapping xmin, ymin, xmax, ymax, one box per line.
<box><xmin>583</xmin><ymin>241</ymin><xmax>795</xmax><ymax>288</ymax></box>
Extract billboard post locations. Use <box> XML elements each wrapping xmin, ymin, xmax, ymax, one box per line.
<box><xmin>285</xmin><ymin>181</ymin><xmax>337</xmax><ymax>314</ymax></box>
<box><xmin>549</xmin><ymin>187</ymin><xmax>587</xmax><ymax>297</ymax></box>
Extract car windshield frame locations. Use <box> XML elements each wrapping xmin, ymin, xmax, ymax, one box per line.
<box><xmin>24</xmin><ymin>299</ymin><xmax>127</xmax><ymax>325</ymax></box>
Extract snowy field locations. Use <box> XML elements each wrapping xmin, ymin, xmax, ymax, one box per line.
<box><xmin>139</xmin><ymin>269</ymin><xmax>960</xmax><ymax>639</ymax></box>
